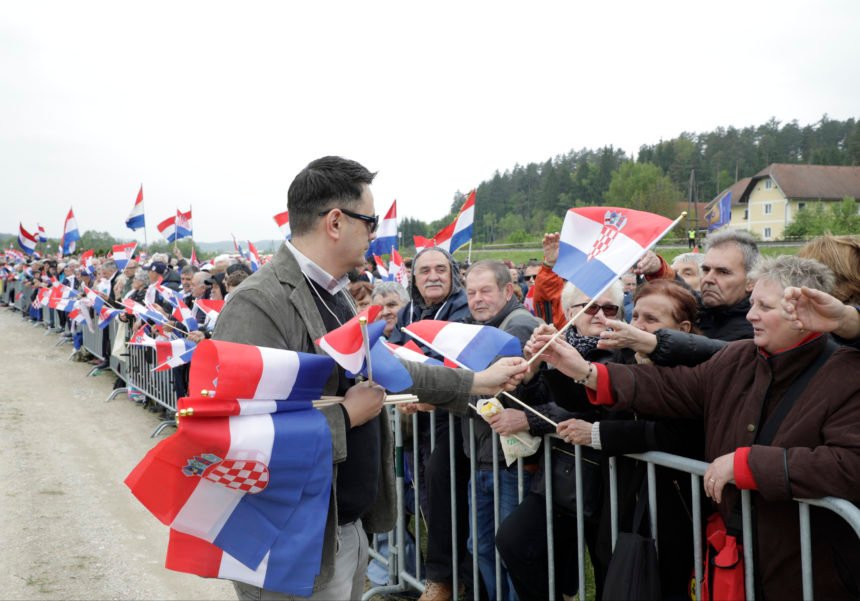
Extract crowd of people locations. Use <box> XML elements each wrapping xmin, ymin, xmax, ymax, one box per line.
<box><xmin>2</xmin><ymin>155</ymin><xmax>859</xmax><ymax>601</ymax></box>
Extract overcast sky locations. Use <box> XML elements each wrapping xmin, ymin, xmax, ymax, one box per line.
<box><xmin>2</xmin><ymin>1</ymin><xmax>858</xmax><ymax>244</ymax></box>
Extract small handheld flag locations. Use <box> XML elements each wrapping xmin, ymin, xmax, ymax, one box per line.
<box><xmin>368</xmin><ymin>199</ymin><xmax>397</xmax><ymax>257</ymax></box>
<box><xmin>273</xmin><ymin>210</ymin><xmax>291</xmax><ymax>240</ymax></box>
<box><xmin>112</xmin><ymin>242</ymin><xmax>138</xmax><ymax>269</ymax></box>
<box><xmin>403</xmin><ymin>320</ymin><xmax>521</xmax><ymax>371</ymax></box>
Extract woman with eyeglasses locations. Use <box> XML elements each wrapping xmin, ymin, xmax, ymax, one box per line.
<box><xmin>495</xmin><ymin>280</ymin><xmax>706</xmax><ymax>600</ymax></box>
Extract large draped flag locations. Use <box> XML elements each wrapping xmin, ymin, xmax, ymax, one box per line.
<box><xmin>126</xmin><ymin>185</ymin><xmax>146</xmax><ymax>231</ymax></box>
<box><xmin>112</xmin><ymin>242</ymin><xmax>137</xmax><ymax>269</ymax></box>
<box><xmin>414</xmin><ymin>190</ymin><xmax>475</xmax><ymax>254</ymax></box>
<box><xmin>18</xmin><ymin>223</ymin><xmax>37</xmax><ymax>255</ymax></box>
<box><xmin>705</xmin><ymin>190</ymin><xmax>732</xmax><ymax>232</ymax></box>
<box><xmin>554</xmin><ymin>207</ymin><xmax>677</xmax><ymax>298</ymax></box>
<box><xmin>403</xmin><ymin>320</ymin><xmax>521</xmax><ymax>371</ymax></box>
<box><xmin>316</xmin><ymin>306</ymin><xmax>413</xmax><ymax>392</ymax></box>
<box><xmin>62</xmin><ymin>208</ymin><xmax>81</xmax><ymax>256</ymax></box>
<box><xmin>125</xmin><ymin>340</ymin><xmax>335</xmax><ymax>596</ymax></box>
<box><xmin>273</xmin><ymin>210</ymin><xmax>291</xmax><ymax>240</ymax></box>
<box><xmin>368</xmin><ymin>199</ymin><xmax>397</xmax><ymax>257</ymax></box>
<box><xmin>37</xmin><ymin>223</ymin><xmax>47</xmax><ymax>243</ymax></box>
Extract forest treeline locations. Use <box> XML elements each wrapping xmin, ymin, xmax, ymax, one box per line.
<box><xmin>401</xmin><ymin>114</ymin><xmax>860</xmax><ymax>245</ymax></box>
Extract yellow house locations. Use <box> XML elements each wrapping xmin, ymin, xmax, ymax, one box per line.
<box><xmin>713</xmin><ymin>164</ymin><xmax>860</xmax><ymax>240</ymax></box>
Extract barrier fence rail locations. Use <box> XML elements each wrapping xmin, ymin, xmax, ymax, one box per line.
<box><xmin>363</xmin><ymin>407</ymin><xmax>860</xmax><ymax>601</ymax></box>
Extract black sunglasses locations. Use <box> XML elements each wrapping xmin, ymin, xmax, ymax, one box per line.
<box><xmin>571</xmin><ymin>302</ymin><xmax>620</xmax><ymax>317</ymax></box>
<box><xmin>524</xmin><ymin>274</ymin><xmax>537</xmax><ymax>281</ymax></box>
<box><xmin>318</xmin><ymin>208</ymin><xmax>379</xmax><ymax>234</ymax></box>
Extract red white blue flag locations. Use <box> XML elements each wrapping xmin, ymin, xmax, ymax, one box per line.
<box><xmin>382</xmin><ymin>340</ymin><xmax>443</xmax><ymax>366</ymax></box>
<box><xmin>373</xmin><ymin>255</ymin><xmax>389</xmax><ymax>279</ymax></box>
<box><xmin>37</xmin><ymin>223</ymin><xmax>48</xmax><ymax>243</ymax></box>
<box><xmin>430</xmin><ymin>190</ymin><xmax>475</xmax><ymax>254</ymax></box>
<box><xmin>176</xmin><ymin>209</ymin><xmax>193</xmax><ymax>240</ymax></box>
<box><xmin>368</xmin><ymin>199</ymin><xmax>397</xmax><ymax>257</ymax></box>
<box><xmin>554</xmin><ymin>207</ymin><xmax>676</xmax><ymax>298</ymax></box>
<box><xmin>403</xmin><ymin>320</ymin><xmax>521</xmax><ymax>371</ymax></box>
<box><xmin>125</xmin><ymin>340</ymin><xmax>335</xmax><ymax>596</ymax></box>
<box><xmin>154</xmin><ymin>338</ymin><xmax>197</xmax><ymax>371</ymax></box>
<box><xmin>18</xmin><ymin>223</ymin><xmax>37</xmax><ymax>255</ymax></box>
<box><xmin>157</xmin><ymin>215</ymin><xmax>178</xmax><ymax>242</ymax></box>
<box><xmin>62</xmin><ymin>208</ymin><xmax>81</xmax><ymax>256</ymax></box>
<box><xmin>126</xmin><ymin>185</ymin><xmax>146</xmax><ymax>231</ymax></box>
<box><xmin>112</xmin><ymin>241</ymin><xmax>137</xmax><ymax>269</ymax></box>
<box><xmin>389</xmin><ymin>248</ymin><xmax>409</xmax><ymax>289</ymax></box>
<box><xmin>247</xmin><ymin>241</ymin><xmax>262</xmax><ymax>273</ymax></box>
<box><xmin>273</xmin><ymin>210</ymin><xmax>291</xmax><ymax>240</ymax></box>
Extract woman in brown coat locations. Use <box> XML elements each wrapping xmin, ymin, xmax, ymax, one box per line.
<box><xmin>536</xmin><ymin>255</ymin><xmax>860</xmax><ymax>599</ymax></box>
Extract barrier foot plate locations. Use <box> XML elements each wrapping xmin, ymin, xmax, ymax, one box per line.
<box><xmin>151</xmin><ymin>419</ymin><xmax>177</xmax><ymax>438</ymax></box>
<box><xmin>105</xmin><ymin>387</ymin><xmax>129</xmax><ymax>402</ymax></box>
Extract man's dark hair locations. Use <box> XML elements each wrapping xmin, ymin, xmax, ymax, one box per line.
<box><xmin>287</xmin><ymin>156</ymin><xmax>377</xmax><ymax>236</ymax></box>
<box><xmin>180</xmin><ymin>265</ymin><xmax>196</xmax><ymax>276</ymax></box>
<box><xmin>226</xmin><ymin>262</ymin><xmax>252</xmax><ymax>276</ymax></box>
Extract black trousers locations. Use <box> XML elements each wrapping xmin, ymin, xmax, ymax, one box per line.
<box><xmin>496</xmin><ymin>493</ymin><xmax>600</xmax><ymax>601</ymax></box>
<box><xmin>423</xmin><ymin>415</ymin><xmax>472</xmax><ymax>583</ymax></box>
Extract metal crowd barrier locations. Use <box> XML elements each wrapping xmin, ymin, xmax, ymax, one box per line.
<box><xmin>123</xmin><ymin>343</ymin><xmax>179</xmax><ymax>437</ymax></box>
<box><xmin>364</xmin><ymin>410</ymin><xmax>860</xmax><ymax>601</ymax></box>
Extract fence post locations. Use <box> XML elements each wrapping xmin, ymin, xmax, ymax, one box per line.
<box><xmin>543</xmin><ymin>436</ymin><xmax>555</xmax><ymax>601</ymax></box>
<box><xmin>798</xmin><ymin>502</ymin><xmax>814</xmax><ymax>601</ymax></box>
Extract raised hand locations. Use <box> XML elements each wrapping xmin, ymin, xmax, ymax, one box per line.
<box><xmin>597</xmin><ymin>319</ymin><xmax>658</xmax><ymax>354</ymax></box>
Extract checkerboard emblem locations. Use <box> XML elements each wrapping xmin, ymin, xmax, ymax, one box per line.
<box><xmin>587</xmin><ymin>210</ymin><xmax>628</xmax><ymax>260</ymax></box>
<box><xmin>182</xmin><ymin>451</ymin><xmax>270</xmax><ymax>494</ymax></box>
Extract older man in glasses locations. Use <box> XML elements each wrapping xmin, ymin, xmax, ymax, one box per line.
<box><xmin>212</xmin><ymin>156</ymin><xmax>528</xmax><ymax>601</ymax></box>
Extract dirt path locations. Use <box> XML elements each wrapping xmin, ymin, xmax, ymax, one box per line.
<box><xmin>0</xmin><ymin>309</ymin><xmax>233</xmax><ymax>600</ymax></box>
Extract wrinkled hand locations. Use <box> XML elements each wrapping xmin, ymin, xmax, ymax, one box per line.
<box><xmin>530</xmin><ymin>333</ymin><xmax>589</xmax><ymax>381</ymax></box>
<box><xmin>524</xmin><ymin>323</ymin><xmax>557</xmax><ymax>363</ymax></box>
<box><xmin>782</xmin><ymin>286</ymin><xmax>857</xmax><ymax>336</ymax></box>
<box><xmin>597</xmin><ymin>319</ymin><xmax>658</xmax><ymax>354</ymax></box>
<box><xmin>397</xmin><ymin>402</ymin><xmax>436</xmax><ymax>415</ymax></box>
<box><xmin>472</xmin><ymin>357</ymin><xmax>528</xmax><ymax>395</ymax></box>
<box><xmin>703</xmin><ymin>452</ymin><xmax>735</xmax><ymax>504</ymax></box>
<box><xmin>633</xmin><ymin>251</ymin><xmax>661</xmax><ymax>276</ymax></box>
<box><xmin>486</xmin><ymin>409</ymin><xmax>529</xmax><ymax>436</ymax></box>
<box><xmin>342</xmin><ymin>381</ymin><xmax>385</xmax><ymax>427</ymax></box>
<box><xmin>556</xmin><ymin>419</ymin><xmax>593</xmax><ymax>446</ymax></box>
<box><xmin>542</xmin><ymin>232</ymin><xmax>560</xmax><ymax>266</ymax></box>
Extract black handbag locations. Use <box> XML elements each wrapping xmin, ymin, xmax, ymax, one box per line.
<box><xmin>602</xmin><ymin>480</ymin><xmax>662</xmax><ymax>601</ymax></box>
<box><xmin>549</xmin><ymin>441</ymin><xmax>603</xmax><ymax>519</ymax></box>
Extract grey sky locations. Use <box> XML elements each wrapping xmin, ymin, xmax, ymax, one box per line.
<box><xmin>2</xmin><ymin>0</ymin><xmax>858</xmax><ymax>244</ymax></box>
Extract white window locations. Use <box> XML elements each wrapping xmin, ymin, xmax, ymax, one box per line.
<box><xmin>765</xmin><ymin>179</ymin><xmax>773</xmax><ymax>190</ymax></box>
<box><xmin>764</xmin><ymin>203</ymin><xmax>773</xmax><ymax>215</ymax></box>
<box><xmin>764</xmin><ymin>227</ymin><xmax>772</xmax><ymax>239</ymax></box>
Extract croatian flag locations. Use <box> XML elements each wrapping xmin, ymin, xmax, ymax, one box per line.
<box><xmin>247</xmin><ymin>241</ymin><xmax>262</xmax><ymax>273</ymax></box>
<box><xmin>93</xmin><ymin>297</ymin><xmax>121</xmax><ymax>329</ymax></box>
<box><xmin>190</xmin><ymin>247</ymin><xmax>200</xmax><ymax>268</ymax></box>
<box><xmin>112</xmin><ymin>242</ymin><xmax>138</xmax><ymax>269</ymax></box>
<box><xmin>389</xmin><ymin>248</ymin><xmax>409</xmax><ymax>289</ymax></box>
<box><xmin>49</xmin><ymin>285</ymin><xmax>78</xmax><ymax>311</ymax></box>
<box><xmin>273</xmin><ymin>210</ymin><xmax>291</xmax><ymax>240</ymax></box>
<box><xmin>157</xmin><ymin>215</ymin><xmax>177</xmax><ymax>242</ymax></box>
<box><xmin>403</xmin><ymin>320</ymin><xmax>522</xmax><ymax>371</ymax></box>
<box><xmin>37</xmin><ymin>223</ymin><xmax>48</xmax><ymax>243</ymax></box>
<box><xmin>126</xmin><ymin>185</ymin><xmax>146</xmax><ymax>231</ymax></box>
<box><xmin>195</xmin><ymin>299</ymin><xmax>224</xmax><ymax>330</ymax></box>
<box><xmin>126</xmin><ymin>340</ymin><xmax>335</xmax><ymax>596</ymax></box>
<box><xmin>176</xmin><ymin>209</ymin><xmax>193</xmax><ymax>240</ymax></box>
<box><xmin>368</xmin><ymin>199</ymin><xmax>397</xmax><ymax>257</ymax></box>
<box><xmin>68</xmin><ymin>303</ymin><xmax>85</xmax><ymax>325</ymax></box>
<box><xmin>316</xmin><ymin>306</ymin><xmax>382</xmax><ymax>375</ymax></box>
<box><xmin>128</xmin><ymin>325</ymin><xmax>156</xmax><ymax>347</ymax></box>
<box><xmin>172</xmin><ymin>298</ymin><xmax>200</xmax><ymax>332</ymax></box>
<box><xmin>373</xmin><ymin>255</ymin><xmax>389</xmax><ymax>280</ymax></box>
<box><xmin>123</xmin><ymin>298</ymin><xmax>170</xmax><ymax>325</ymax></box>
<box><xmin>432</xmin><ymin>190</ymin><xmax>475</xmax><ymax>254</ymax></box>
<box><xmin>62</xmin><ymin>208</ymin><xmax>81</xmax><ymax>256</ymax></box>
<box><xmin>154</xmin><ymin>338</ymin><xmax>197</xmax><ymax>371</ymax></box>
<box><xmin>18</xmin><ymin>223</ymin><xmax>38</xmax><ymax>255</ymax></box>
<box><xmin>554</xmin><ymin>207</ymin><xmax>675</xmax><ymax>298</ymax></box>
<box><xmin>382</xmin><ymin>341</ymin><xmax>443</xmax><ymax>366</ymax></box>
<box><xmin>413</xmin><ymin>235</ymin><xmax>436</xmax><ymax>254</ymax></box>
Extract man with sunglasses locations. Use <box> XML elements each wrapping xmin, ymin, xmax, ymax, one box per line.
<box><xmin>212</xmin><ymin>156</ymin><xmax>528</xmax><ymax>601</ymax></box>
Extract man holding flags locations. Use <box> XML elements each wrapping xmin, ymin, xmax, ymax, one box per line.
<box><xmin>212</xmin><ymin>156</ymin><xmax>526</xmax><ymax>600</ymax></box>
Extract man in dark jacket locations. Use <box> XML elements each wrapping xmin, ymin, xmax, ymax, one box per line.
<box><xmin>390</xmin><ymin>246</ymin><xmax>474</xmax><ymax>601</ymax></box>
<box><xmin>460</xmin><ymin>260</ymin><xmax>542</xmax><ymax>601</ymax></box>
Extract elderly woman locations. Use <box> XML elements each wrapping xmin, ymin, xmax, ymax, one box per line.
<box><xmin>493</xmin><ymin>279</ymin><xmax>625</xmax><ymax>601</ymax></box>
<box><xmin>371</xmin><ymin>281</ymin><xmax>409</xmax><ymax>337</ymax></box>
<box><xmin>536</xmin><ymin>256</ymin><xmax>860</xmax><ymax>600</ymax></box>
<box><xmin>671</xmin><ymin>251</ymin><xmax>705</xmax><ymax>292</ymax></box>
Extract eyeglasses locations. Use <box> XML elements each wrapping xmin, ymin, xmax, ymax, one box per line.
<box><xmin>571</xmin><ymin>302</ymin><xmax>620</xmax><ymax>317</ymax></box>
<box><xmin>524</xmin><ymin>275</ymin><xmax>537</xmax><ymax>282</ymax></box>
<box><xmin>318</xmin><ymin>208</ymin><xmax>379</xmax><ymax>234</ymax></box>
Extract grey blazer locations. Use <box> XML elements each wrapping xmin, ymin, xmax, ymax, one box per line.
<box><xmin>213</xmin><ymin>243</ymin><xmax>472</xmax><ymax>589</ymax></box>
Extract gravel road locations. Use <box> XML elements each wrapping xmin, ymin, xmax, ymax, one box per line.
<box><xmin>0</xmin><ymin>309</ymin><xmax>233</xmax><ymax>600</ymax></box>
